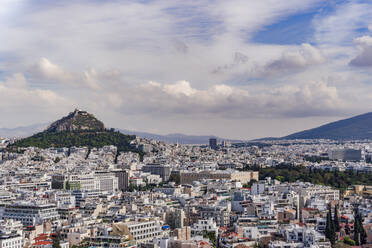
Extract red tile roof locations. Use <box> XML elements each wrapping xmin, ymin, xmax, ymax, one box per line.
<box><xmin>32</xmin><ymin>241</ymin><xmax>53</xmax><ymax>246</ymax></box>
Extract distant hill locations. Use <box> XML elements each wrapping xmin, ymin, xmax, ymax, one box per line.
<box><xmin>118</xmin><ymin>129</ymin><xmax>241</xmax><ymax>144</ymax></box>
<box><xmin>283</xmin><ymin>112</ymin><xmax>372</xmax><ymax>140</ymax></box>
<box><xmin>9</xmin><ymin>110</ymin><xmax>138</xmax><ymax>154</ymax></box>
<box><xmin>0</xmin><ymin>123</ymin><xmax>47</xmax><ymax>138</ymax></box>
<box><xmin>0</xmin><ymin>124</ymin><xmax>240</xmax><ymax>144</ymax></box>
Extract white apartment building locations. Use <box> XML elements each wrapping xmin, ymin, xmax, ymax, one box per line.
<box><xmin>1</xmin><ymin>202</ymin><xmax>59</xmax><ymax>226</ymax></box>
<box><xmin>94</xmin><ymin>172</ymin><xmax>119</xmax><ymax>192</ymax></box>
<box><xmin>0</xmin><ymin>232</ymin><xmax>23</xmax><ymax>248</ymax></box>
<box><xmin>50</xmin><ymin>192</ymin><xmax>75</xmax><ymax>208</ymax></box>
<box><xmin>280</xmin><ymin>224</ymin><xmax>331</xmax><ymax>248</ymax></box>
<box><xmin>115</xmin><ymin>219</ymin><xmax>163</xmax><ymax>243</ymax></box>
<box><xmin>0</xmin><ymin>220</ymin><xmax>23</xmax><ymax>248</ymax></box>
<box><xmin>191</xmin><ymin>218</ymin><xmax>218</xmax><ymax>237</ymax></box>
<box><xmin>52</xmin><ymin>172</ymin><xmax>118</xmax><ymax>192</ymax></box>
<box><xmin>300</xmin><ymin>186</ymin><xmax>339</xmax><ymax>202</ymax></box>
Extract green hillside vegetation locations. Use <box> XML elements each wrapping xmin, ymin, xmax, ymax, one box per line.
<box><xmin>243</xmin><ymin>164</ymin><xmax>372</xmax><ymax>190</ymax></box>
<box><xmin>9</xmin><ymin>129</ymin><xmax>138</xmax><ymax>154</ymax></box>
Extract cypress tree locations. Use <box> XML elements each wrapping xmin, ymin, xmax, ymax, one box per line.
<box><xmin>353</xmin><ymin>206</ymin><xmax>367</xmax><ymax>245</ymax></box>
<box><xmin>360</xmin><ymin>220</ymin><xmax>367</xmax><ymax>244</ymax></box>
<box><xmin>354</xmin><ymin>208</ymin><xmax>361</xmax><ymax>245</ymax></box>
<box><xmin>325</xmin><ymin>210</ymin><xmax>331</xmax><ymax>240</ymax></box>
<box><xmin>325</xmin><ymin>204</ymin><xmax>335</xmax><ymax>244</ymax></box>
<box><xmin>52</xmin><ymin>236</ymin><xmax>61</xmax><ymax>248</ymax></box>
<box><xmin>334</xmin><ymin>204</ymin><xmax>340</xmax><ymax>232</ymax></box>
<box><xmin>357</xmin><ymin>210</ymin><xmax>367</xmax><ymax>245</ymax></box>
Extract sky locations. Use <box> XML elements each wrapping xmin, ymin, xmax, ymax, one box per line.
<box><xmin>1</xmin><ymin>0</ymin><xmax>372</xmax><ymax>139</ymax></box>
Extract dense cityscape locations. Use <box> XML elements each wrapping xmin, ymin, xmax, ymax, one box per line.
<box><xmin>0</xmin><ymin>110</ymin><xmax>371</xmax><ymax>248</ymax></box>
<box><xmin>2</xmin><ymin>0</ymin><xmax>372</xmax><ymax>247</ymax></box>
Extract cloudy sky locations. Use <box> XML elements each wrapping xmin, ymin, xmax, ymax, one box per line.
<box><xmin>1</xmin><ymin>0</ymin><xmax>372</xmax><ymax>139</ymax></box>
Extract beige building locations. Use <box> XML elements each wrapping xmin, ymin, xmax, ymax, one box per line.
<box><xmin>180</xmin><ymin>170</ymin><xmax>258</xmax><ymax>184</ymax></box>
<box><xmin>344</xmin><ymin>185</ymin><xmax>372</xmax><ymax>199</ymax></box>
<box><xmin>112</xmin><ymin>218</ymin><xmax>163</xmax><ymax>243</ymax></box>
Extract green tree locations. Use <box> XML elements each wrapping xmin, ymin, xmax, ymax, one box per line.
<box><xmin>275</xmin><ymin>176</ymin><xmax>284</xmax><ymax>182</ymax></box>
<box><xmin>65</xmin><ymin>181</ymin><xmax>70</xmax><ymax>190</ymax></box>
<box><xmin>9</xmin><ymin>130</ymin><xmax>140</xmax><ymax>161</ymax></box>
<box><xmin>343</xmin><ymin>236</ymin><xmax>356</xmax><ymax>246</ymax></box>
<box><xmin>241</xmin><ymin>164</ymin><xmax>372</xmax><ymax>190</ymax></box>
<box><xmin>203</xmin><ymin>231</ymin><xmax>216</xmax><ymax>248</ymax></box>
<box><xmin>334</xmin><ymin>204</ymin><xmax>340</xmax><ymax>232</ymax></box>
<box><xmin>325</xmin><ymin>204</ymin><xmax>335</xmax><ymax>244</ymax></box>
<box><xmin>353</xmin><ymin>206</ymin><xmax>367</xmax><ymax>245</ymax></box>
<box><xmin>52</xmin><ymin>236</ymin><xmax>61</xmax><ymax>248</ymax></box>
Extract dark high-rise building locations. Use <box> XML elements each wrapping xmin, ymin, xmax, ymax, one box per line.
<box><xmin>142</xmin><ymin>164</ymin><xmax>171</xmax><ymax>181</ymax></box>
<box><xmin>112</xmin><ymin>169</ymin><xmax>129</xmax><ymax>191</ymax></box>
<box><xmin>209</xmin><ymin>138</ymin><xmax>217</xmax><ymax>150</ymax></box>
<box><xmin>328</xmin><ymin>149</ymin><xmax>362</xmax><ymax>161</ymax></box>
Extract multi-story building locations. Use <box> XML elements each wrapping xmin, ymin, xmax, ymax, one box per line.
<box><xmin>1</xmin><ymin>202</ymin><xmax>59</xmax><ymax>226</ymax></box>
<box><xmin>112</xmin><ymin>169</ymin><xmax>129</xmax><ymax>191</ymax></box>
<box><xmin>0</xmin><ymin>231</ymin><xmax>23</xmax><ymax>248</ymax></box>
<box><xmin>0</xmin><ymin>219</ymin><xmax>23</xmax><ymax>248</ymax></box>
<box><xmin>113</xmin><ymin>218</ymin><xmax>163</xmax><ymax>243</ymax></box>
<box><xmin>52</xmin><ymin>172</ymin><xmax>118</xmax><ymax>192</ymax></box>
<box><xmin>209</xmin><ymin>138</ymin><xmax>217</xmax><ymax>150</ymax></box>
<box><xmin>94</xmin><ymin>171</ymin><xmax>119</xmax><ymax>192</ymax></box>
<box><xmin>50</xmin><ymin>191</ymin><xmax>75</xmax><ymax>208</ymax></box>
<box><xmin>328</xmin><ymin>149</ymin><xmax>362</xmax><ymax>161</ymax></box>
<box><xmin>71</xmin><ymin>190</ymin><xmax>101</xmax><ymax>207</ymax></box>
<box><xmin>191</xmin><ymin>218</ymin><xmax>218</xmax><ymax>237</ymax></box>
<box><xmin>200</xmin><ymin>205</ymin><xmax>230</xmax><ymax>227</ymax></box>
<box><xmin>180</xmin><ymin>170</ymin><xmax>258</xmax><ymax>184</ymax></box>
<box><xmin>142</xmin><ymin>164</ymin><xmax>171</xmax><ymax>182</ymax></box>
<box><xmin>166</xmin><ymin>209</ymin><xmax>185</xmax><ymax>229</ymax></box>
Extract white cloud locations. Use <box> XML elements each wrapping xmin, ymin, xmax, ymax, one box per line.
<box><xmin>353</xmin><ymin>36</ymin><xmax>372</xmax><ymax>47</ymax></box>
<box><xmin>0</xmin><ymin>0</ymin><xmax>372</xmax><ymax>138</ymax></box>
<box><xmin>313</xmin><ymin>2</ymin><xmax>372</xmax><ymax>45</ymax></box>
<box><xmin>0</xmin><ymin>73</ymin><xmax>73</xmax><ymax>126</ymax></box>
<box><xmin>265</xmin><ymin>43</ymin><xmax>325</xmax><ymax>73</ymax></box>
<box><xmin>32</xmin><ymin>57</ymin><xmax>72</xmax><ymax>81</ymax></box>
<box><xmin>119</xmin><ymin>80</ymin><xmax>344</xmax><ymax>119</ymax></box>
<box><xmin>29</xmin><ymin>58</ymin><xmax>121</xmax><ymax>90</ymax></box>
<box><xmin>349</xmin><ymin>35</ymin><xmax>372</xmax><ymax>67</ymax></box>
<box><xmin>3</xmin><ymin>73</ymin><xmax>27</xmax><ymax>89</ymax></box>
<box><xmin>209</xmin><ymin>0</ymin><xmax>323</xmax><ymax>37</ymax></box>
<box><xmin>0</xmin><ymin>74</ymin><xmax>68</xmax><ymax>106</ymax></box>
<box><xmin>83</xmin><ymin>69</ymin><xmax>102</xmax><ymax>90</ymax></box>
<box><xmin>163</xmin><ymin>81</ymin><xmax>196</xmax><ymax>97</ymax></box>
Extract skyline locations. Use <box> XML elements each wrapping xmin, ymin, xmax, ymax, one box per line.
<box><xmin>1</xmin><ymin>0</ymin><xmax>372</xmax><ymax>139</ymax></box>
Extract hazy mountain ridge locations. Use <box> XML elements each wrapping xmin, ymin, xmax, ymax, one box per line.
<box><xmin>0</xmin><ymin>123</ymin><xmax>240</xmax><ymax>144</ymax></box>
<box><xmin>0</xmin><ymin>123</ymin><xmax>48</xmax><ymax>138</ymax></box>
<box><xmin>118</xmin><ymin>129</ymin><xmax>241</xmax><ymax>144</ymax></box>
<box><xmin>4</xmin><ymin>112</ymin><xmax>372</xmax><ymax>142</ymax></box>
<box><xmin>282</xmin><ymin>112</ymin><xmax>372</xmax><ymax>140</ymax></box>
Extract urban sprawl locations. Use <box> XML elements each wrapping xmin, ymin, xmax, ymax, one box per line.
<box><xmin>0</xmin><ymin>137</ymin><xmax>371</xmax><ymax>248</ymax></box>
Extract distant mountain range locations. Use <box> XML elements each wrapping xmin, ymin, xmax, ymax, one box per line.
<box><xmin>118</xmin><ymin>129</ymin><xmax>241</xmax><ymax>144</ymax></box>
<box><xmin>0</xmin><ymin>123</ymin><xmax>47</xmax><ymax>138</ymax></box>
<box><xmin>282</xmin><ymin>112</ymin><xmax>372</xmax><ymax>140</ymax></box>
<box><xmin>0</xmin><ymin>119</ymin><xmax>238</xmax><ymax>144</ymax></box>
<box><xmin>6</xmin><ymin>111</ymin><xmax>372</xmax><ymax>142</ymax></box>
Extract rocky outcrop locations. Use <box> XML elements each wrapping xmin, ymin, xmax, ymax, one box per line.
<box><xmin>46</xmin><ymin>109</ymin><xmax>105</xmax><ymax>132</ymax></box>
